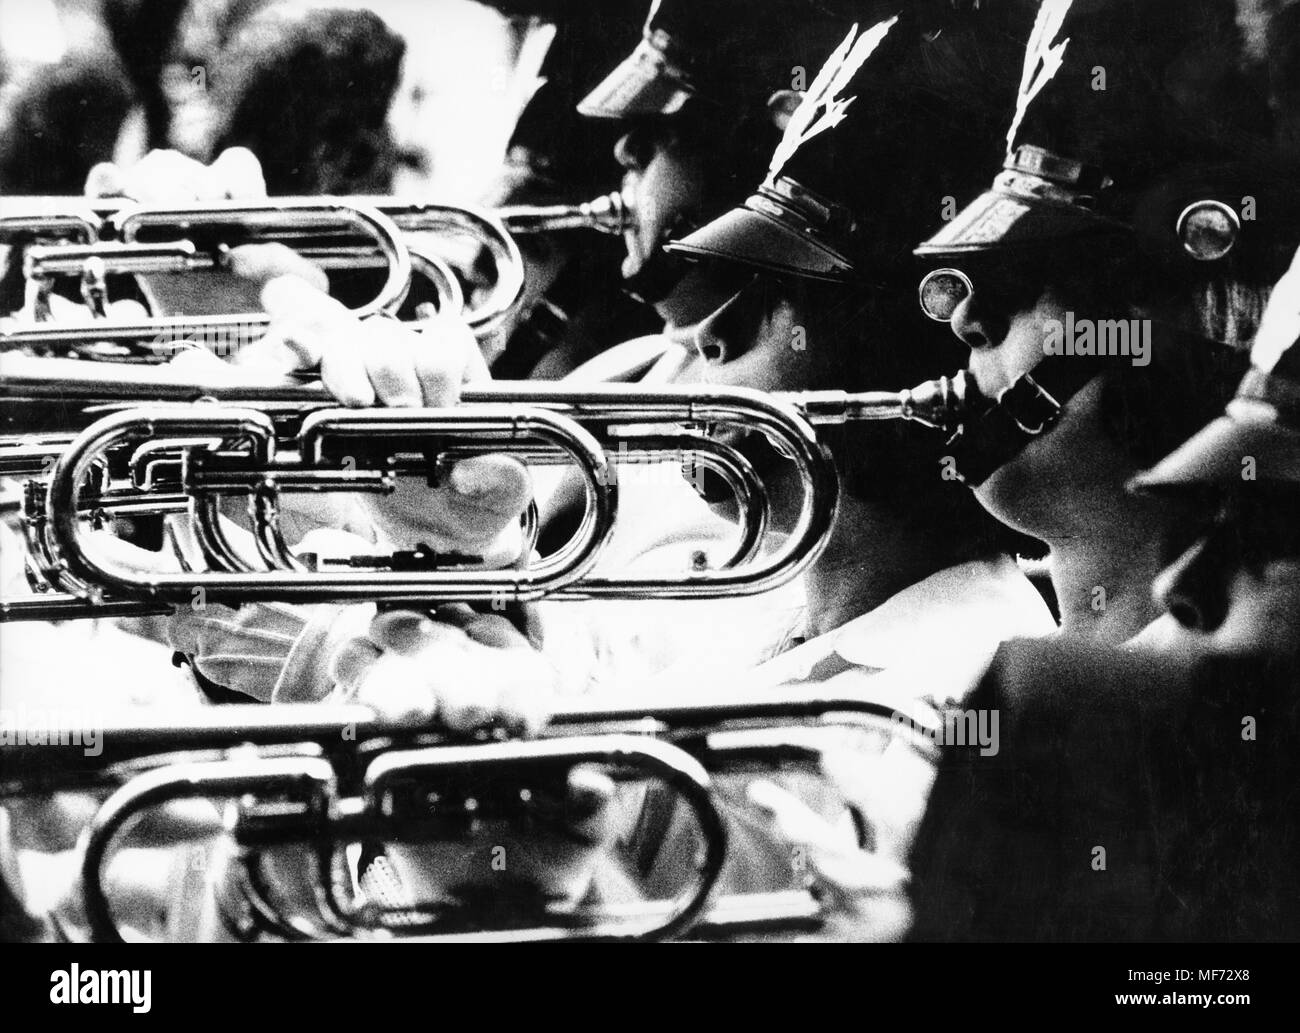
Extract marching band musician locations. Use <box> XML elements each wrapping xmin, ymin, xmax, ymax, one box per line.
<box><xmin>570</xmin><ymin>0</ymin><xmax>880</xmax><ymax>353</ymax></box>
<box><xmin>609</xmin><ymin>1</ymin><xmax>1056</xmax><ymax>932</ymax></box>
<box><xmin>472</xmin><ymin>1</ymin><xmax>660</xmax><ymax>378</ymax></box>
<box><xmin>907</xmin><ymin>0</ymin><xmax>1299</xmax><ymax>648</ymax></box>
<box><xmin>498</xmin><ymin>0</ymin><xmax>903</xmax><ymax>699</ymax></box>
<box><xmin>908</xmin><ymin>249</ymin><xmax>1300</xmax><ymax>940</ymax></box>
<box><xmin>1136</xmin><ymin>245</ymin><xmax>1300</xmax><ymax>658</ymax></box>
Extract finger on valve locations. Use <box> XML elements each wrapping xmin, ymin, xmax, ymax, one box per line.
<box><xmin>373</xmin><ymin>608</ymin><xmax>553</xmax><ymax>734</ymax></box>
<box><xmin>206</xmin><ymin>147</ymin><xmax>268</xmax><ymax>199</ymax></box>
<box><xmin>348</xmin><ymin>610</ymin><xmax>554</xmax><ymax>735</ymax></box>
<box><xmin>445</xmin><ymin>454</ymin><xmax>534</xmax><ymax>525</ymax></box>
<box><xmin>746</xmin><ymin>779</ymin><xmax>909</xmax><ymax>896</ymax></box>
<box><xmin>85</xmin><ymin>160</ymin><xmax>127</xmax><ymax>198</ymax></box>
<box><xmin>225</xmin><ymin>244</ymin><xmax>328</xmax><ymax>293</ymax></box>
<box><xmin>562</xmin><ymin>764</ymin><xmax>618</xmax><ymax>847</ymax></box>
<box><xmin>259</xmin><ymin>275</ymin><xmax>373</xmax><ymax>404</ymax></box>
<box><xmin>119</xmin><ymin>150</ymin><xmax>216</xmax><ymax>203</ymax></box>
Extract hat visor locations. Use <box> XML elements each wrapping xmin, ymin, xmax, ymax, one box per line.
<box><xmin>665</xmin><ymin>205</ymin><xmax>853</xmax><ymax>283</ymax></box>
<box><xmin>576</xmin><ymin>50</ymin><xmax>694</xmax><ymax>119</ymax></box>
<box><xmin>1130</xmin><ymin>412</ymin><xmax>1300</xmax><ymax>494</ymax></box>
<box><xmin>913</xmin><ymin>187</ymin><xmax>1124</xmax><ymax>259</ymax></box>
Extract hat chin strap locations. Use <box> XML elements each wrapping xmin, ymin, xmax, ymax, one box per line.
<box><xmin>946</xmin><ymin>353</ymin><xmax>1114</xmax><ymax>486</ymax></box>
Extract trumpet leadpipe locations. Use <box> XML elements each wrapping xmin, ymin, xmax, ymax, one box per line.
<box><xmin>320</xmin><ymin>192</ymin><xmax>632</xmax><ymax>238</ymax></box>
<box><xmin>496</xmin><ymin>192</ymin><xmax>633</xmax><ymax>236</ymax></box>
<box><xmin>0</xmin><ymin>192</ymin><xmax>634</xmax><ymax>242</ymax></box>
<box><xmin>0</xmin><ymin>366</ymin><xmax>969</xmax><ymax>440</ymax></box>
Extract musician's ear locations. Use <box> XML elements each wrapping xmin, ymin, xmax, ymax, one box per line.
<box><xmin>766</xmin><ymin>90</ymin><xmax>803</xmax><ymax>132</ymax></box>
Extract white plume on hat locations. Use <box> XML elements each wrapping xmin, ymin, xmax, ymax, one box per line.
<box><xmin>765</xmin><ymin>16</ymin><xmax>898</xmax><ymax>183</ymax></box>
<box><xmin>1004</xmin><ymin>0</ymin><xmax>1073</xmax><ymax>157</ymax></box>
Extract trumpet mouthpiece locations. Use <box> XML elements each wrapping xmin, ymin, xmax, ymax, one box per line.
<box><xmin>792</xmin><ymin>372</ymin><xmax>968</xmax><ymax>433</ymax></box>
<box><xmin>498</xmin><ymin>191</ymin><xmax>635</xmax><ymax>236</ymax></box>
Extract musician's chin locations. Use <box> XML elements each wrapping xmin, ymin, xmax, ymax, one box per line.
<box><xmin>621</xmin><ymin>235</ymin><xmax>648</xmax><ymax>279</ymax></box>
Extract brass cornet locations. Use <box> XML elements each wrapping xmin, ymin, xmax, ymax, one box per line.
<box><xmin>0</xmin><ymin>693</ymin><xmax>933</xmax><ymax>942</ymax></box>
<box><xmin>0</xmin><ymin>365</ymin><xmax>968</xmax><ymax>620</ymax></box>
<box><xmin>0</xmin><ymin>192</ymin><xmax>633</xmax><ymax>358</ymax></box>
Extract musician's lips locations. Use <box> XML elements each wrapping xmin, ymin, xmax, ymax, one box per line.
<box><xmin>960</xmin><ymin>366</ymin><xmax>998</xmax><ymax>418</ymax></box>
<box><xmin>963</xmin><ymin>347</ymin><xmax>1034</xmax><ymax>410</ymax></box>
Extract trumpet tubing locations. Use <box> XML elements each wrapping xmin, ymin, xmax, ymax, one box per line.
<box><xmin>0</xmin><ymin>191</ymin><xmax>633</xmax><ymax>242</ymax></box>
<box><xmin>0</xmin><ymin>368</ymin><xmax>968</xmax><ymax>619</ymax></box>
<box><xmin>0</xmin><ymin>694</ymin><xmax>928</xmax><ymax>942</ymax></box>
<box><xmin>0</xmin><ymin>192</ymin><xmax>632</xmax><ymax>354</ymax></box>
<box><xmin>0</xmin><ymin>695</ymin><xmax>928</xmax><ymax>794</ymax></box>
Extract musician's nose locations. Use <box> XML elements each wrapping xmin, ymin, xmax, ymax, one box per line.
<box><xmin>614</xmin><ymin>127</ymin><xmax>656</xmax><ymax>174</ymax></box>
<box><xmin>692</xmin><ymin>278</ymin><xmax>761</xmax><ymax>365</ymax></box>
<box><xmin>1153</xmin><ymin>531</ymin><xmax>1235</xmax><ymax>633</ymax></box>
<box><xmin>950</xmin><ymin>291</ymin><xmax>1010</xmax><ymax>353</ymax></box>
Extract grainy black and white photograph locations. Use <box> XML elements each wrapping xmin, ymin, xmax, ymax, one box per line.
<box><xmin>0</xmin><ymin>0</ymin><xmax>1295</xmax><ymax>1004</ymax></box>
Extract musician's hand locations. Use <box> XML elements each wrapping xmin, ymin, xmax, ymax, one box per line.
<box><xmin>79</xmin><ymin>282</ymin><xmax>529</xmax><ymax>566</ymax></box>
<box><xmin>241</xmin><ymin>275</ymin><xmax>531</xmax><ymax>564</ymax></box>
<box><xmin>334</xmin><ymin>607</ymin><xmax>552</xmax><ymax>732</ymax></box>
<box><xmin>333</xmin><ymin>607</ymin><xmax>618</xmax><ymax>904</ymax></box>
<box><xmin>86</xmin><ymin>147</ymin><xmax>267</xmax><ymax>204</ymax></box>
<box><xmin>83</xmin><ymin>148</ymin><xmax>326</xmax><ymax>316</ymax></box>
<box><xmin>745</xmin><ymin>742</ymin><xmax>935</xmax><ymax>942</ymax></box>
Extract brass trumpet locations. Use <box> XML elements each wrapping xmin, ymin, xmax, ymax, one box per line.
<box><xmin>0</xmin><ymin>366</ymin><xmax>967</xmax><ymax>620</ymax></box>
<box><xmin>0</xmin><ymin>192</ymin><xmax>633</xmax><ymax>357</ymax></box>
<box><xmin>0</xmin><ymin>694</ymin><xmax>933</xmax><ymax>942</ymax></box>
<box><xmin>0</xmin><ymin>191</ymin><xmax>631</xmax><ymax>240</ymax></box>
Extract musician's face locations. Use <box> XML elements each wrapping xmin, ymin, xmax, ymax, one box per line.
<box><xmin>611</xmin><ymin>120</ymin><xmax>740</xmax><ymax>326</ymax></box>
<box><xmin>613</xmin><ymin>121</ymin><xmax>705</xmax><ymax>281</ymax></box>
<box><xmin>669</xmin><ymin>270</ymin><xmax>861</xmax><ymax>516</ymax></box>
<box><xmin>946</xmin><ymin>265</ymin><xmax>1144</xmax><ymax>538</ymax></box>
<box><xmin>675</xmin><ymin>271</ymin><xmax>842</xmax><ymax>394</ymax></box>
<box><xmin>1153</xmin><ymin>488</ymin><xmax>1300</xmax><ymax>657</ymax></box>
